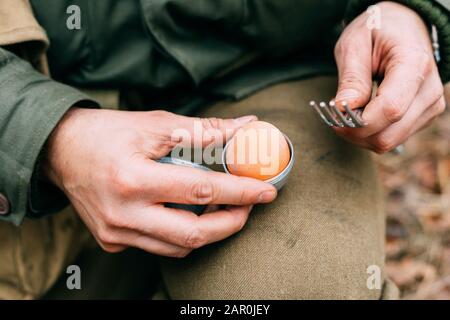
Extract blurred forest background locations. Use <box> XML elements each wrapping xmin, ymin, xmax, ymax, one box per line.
<box><xmin>377</xmin><ymin>96</ymin><xmax>449</xmax><ymax>299</ymax></box>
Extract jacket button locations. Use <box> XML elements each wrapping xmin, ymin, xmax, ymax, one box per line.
<box><xmin>0</xmin><ymin>193</ymin><xmax>10</xmax><ymax>215</ymax></box>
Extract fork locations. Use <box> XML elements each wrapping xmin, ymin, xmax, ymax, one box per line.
<box><xmin>309</xmin><ymin>81</ymin><xmax>404</xmax><ymax>153</ymax></box>
<box><xmin>309</xmin><ymin>81</ymin><xmax>379</xmax><ymax>128</ymax></box>
<box><xmin>309</xmin><ymin>100</ymin><xmax>366</xmax><ymax>128</ymax></box>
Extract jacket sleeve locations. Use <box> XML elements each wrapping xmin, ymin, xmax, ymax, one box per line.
<box><xmin>346</xmin><ymin>0</ymin><xmax>450</xmax><ymax>83</ymax></box>
<box><xmin>0</xmin><ymin>47</ymin><xmax>98</xmax><ymax>225</ymax></box>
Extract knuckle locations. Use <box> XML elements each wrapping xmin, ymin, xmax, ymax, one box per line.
<box><xmin>237</xmin><ymin>187</ymin><xmax>250</xmax><ymax>204</ymax></box>
<box><xmin>97</xmin><ymin>226</ymin><xmax>117</xmax><ymax>247</ymax></box>
<box><xmin>111</xmin><ymin>169</ymin><xmax>139</xmax><ymax>199</ymax></box>
<box><xmin>339</xmin><ymin>70</ymin><xmax>361</xmax><ymax>85</ymax></box>
<box><xmin>155</xmin><ymin>134</ymin><xmax>177</xmax><ymax>151</ymax></box>
<box><xmin>433</xmin><ymin>84</ymin><xmax>445</xmax><ymax>102</ymax></box>
<box><xmin>202</xmin><ymin>117</ymin><xmax>224</xmax><ymax>130</ymax></box>
<box><xmin>334</xmin><ymin>36</ymin><xmax>347</xmax><ymax>58</ymax></box>
<box><xmin>188</xmin><ymin>179</ymin><xmax>215</xmax><ymax>205</ymax></box>
<box><xmin>334</xmin><ymin>41</ymin><xmax>342</xmax><ymax>57</ymax></box>
<box><xmin>382</xmin><ymin>96</ymin><xmax>405</xmax><ymax>123</ymax></box>
<box><xmin>338</xmin><ymin>70</ymin><xmax>371</xmax><ymax>94</ymax></box>
<box><xmin>150</xmin><ymin>110</ymin><xmax>172</xmax><ymax>119</ymax></box>
<box><xmin>100</xmin><ymin>243</ymin><xmax>125</xmax><ymax>253</ymax></box>
<box><xmin>413</xmin><ymin>51</ymin><xmax>433</xmax><ymax>75</ymax></box>
<box><xmin>435</xmin><ymin>98</ymin><xmax>446</xmax><ymax>114</ymax></box>
<box><xmin>373</xmin><ymin>134</ymin><xmax>396</xmax><ymax>154</ymax></box>
<box><xmin>102</xmin><ymin>209</ymin><xmax>125</xmax><ymax>228</ymax></box>
<box><xmin>184</xmin><ymin>226</ymin><xmax>207</xmax><ymax>249</ymax></box>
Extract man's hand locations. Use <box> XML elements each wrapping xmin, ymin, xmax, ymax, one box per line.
<box><xmin>334</xmin><ymin>1</ymin><xmax>446</xmax><ymax>153</ymax></box>
<box><xmin>44</xmin><ymin>108</ymin><xmax>277</xmax><ymax>257</ymax></box>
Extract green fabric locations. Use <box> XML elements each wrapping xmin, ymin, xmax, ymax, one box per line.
<box><xmin>31</xmin><ymin>0</ymin><xmax>347</xmax><ymax>105</ymax></box>
<box><xmin>140</xmin><ymin>0</ymin><xmax>347</xmax><ymax>85</ymax></box>
<box><xmin>0</xmin><ymin>48</ymin><xmax>97</xmax><ymax>225</ymax></box>
<box><xmin>30</xmin><ymin>0</ymin><xmax>190</xmax><ymax>91</ymax></box>
<box><xmin>346</xmin><ymin>0</ymin><xmax>450</xmax><ymax>83</ymax></box>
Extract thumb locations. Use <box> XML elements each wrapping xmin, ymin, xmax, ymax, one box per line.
<box><xmin>334</xmin><ymin>34</ymin><xmax>373</xmax><ymax>110</ymax></box>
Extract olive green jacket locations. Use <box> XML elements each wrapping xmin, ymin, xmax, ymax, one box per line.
<box><xmin>0</xmin><ymin>0</ymin><xmax>449</xmax><ymax>225</ymax></box>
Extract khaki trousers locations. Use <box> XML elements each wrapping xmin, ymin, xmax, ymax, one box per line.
<box><xmin>0</xmin><ymin>76</ymin><xmax>399</xmax><ymax>299</ymax></box>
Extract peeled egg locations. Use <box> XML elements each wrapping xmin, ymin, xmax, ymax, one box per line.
<box><xmin>225</xmin><ymin>121</ymin><xmax>290</xmax><ymax>180</ymax></box>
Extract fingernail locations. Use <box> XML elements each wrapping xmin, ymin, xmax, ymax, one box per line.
<box><xmin>234</xmin><ymin>115</ymin><xmax>257</xmax><ymax>126</ymax></box>
<box><xmin>336</xmin><ymin>89</ymin><xmax>360</xmax><ymax>102</ymax></box>
<box><xmin>258</xmin><ymin>190</ymin><xmax>277</xmax><ymax>203</ymax></box>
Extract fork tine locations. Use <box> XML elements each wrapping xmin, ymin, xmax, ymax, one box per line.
<box><xmin>309</xmin><ymin>101</ymin><xmax>334</xmax><ymax>126</ymax></box>
<box><xmin>319</xmin><ymin>102</ymin><xmax>341</xmax><ymax>126</ymax></box>
<box><xmin>342</xmin><ymin>101</ymin><xmax>366</xmax><ymax>127</ymax></box>
<box><xmin>328</xmin><ymin>101</ymin><xmax>353</xmax><ymax>128</ymax></box>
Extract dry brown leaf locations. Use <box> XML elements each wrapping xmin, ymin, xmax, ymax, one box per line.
<box><xmin>386</xmin><ymin>259</ymin><xmax>437</xmax><ymax>290</ymax></box>
<box><xmin>376</xmin><ymin>109</ymin><xmax>448</xmax><ymax>298</ymax></box>
<box><xmin>417</xmin><ymin>207</ymin><xmax>450</xmax><ymax>233</ymax></box>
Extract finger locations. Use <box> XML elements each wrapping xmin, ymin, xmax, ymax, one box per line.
<box><xmin>358</xmin><ymin>50</ymin><xmax>432</xmax><ymax>137</ymax></box>
<box><xmin>95</xmin><ymin>239</ymin><xmax>127</xmax><ymax>253</ymax></box>
<box><xmin>333</xmin><ymin>129</ymin><xmax>371</xmax><ymax>149</ymax></box>
<box><xmin>366</xmin><ymin>73</ymin><xmax>444</xmax><ymax>153</ymax></box>
<box><xmin>194</xmin><ymin>205</ymin><xmax>252</xmax><ymax>246</ymax></box>
<box><xmin>334</xmin><ymin>62</ymin><xmax>440</xmax><ymax>145</ymax></box>
<box><xmin>334</xmin><ymin>19</ymin><xmax>373</xmax><ymax>109</ymax></box>
<box><xmin>143</xmin><ymin>161</ymin><xmax>277</xmax><ymax>205</ymax></box>
<box><xmin>335</xmin><ymin>97</ymin><xmax>444</xmax><ymax>153</ymax></box>
<box><xmin>409</xmin><ymin>96</ymin><xmax>446</xmax><ymax>135</ymax></box>
<box><xmin>111</xmin><ymin>228</ymin><xmax>192</xmax><ymax>258</ymax></box>
<box><xmin>129</xmin><ymin>204</ymin><xmax>252</xmax><ymax>249</ymax></box>
<box><xmin>75</xmin><ymin>209</ymin><xmax>129</xmax><ymax>253</ymax></box>
<box><xmin>166</xmin><ymin>113</ymin><xmax>258</xmax><ymax>148</ymax></box>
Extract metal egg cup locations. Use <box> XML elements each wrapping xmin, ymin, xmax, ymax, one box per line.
<box><xmin>158</xmin><ymin>133</ymin><xmax>294</xmax><ymax>214</ymax></box>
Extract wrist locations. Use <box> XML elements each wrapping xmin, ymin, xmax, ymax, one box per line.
<box><xmin>43</xmin><ymin>107</ymin><xmax>88</xmax><ymax>190</ymax></box>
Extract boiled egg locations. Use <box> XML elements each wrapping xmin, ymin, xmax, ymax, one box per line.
<box><xmin>225</xmin><ymin>121</ymin><xmax>290</xmax><ymax>180</ymax></box>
